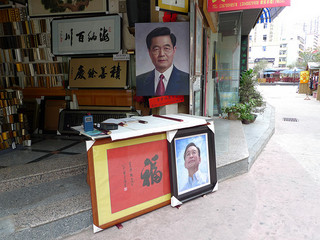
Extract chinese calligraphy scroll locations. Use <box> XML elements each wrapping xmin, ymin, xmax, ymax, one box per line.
<box><xmin>69</xmin><ymin>57</ymin><xmax>127</xmax><ymax>88</ymax></box>
<box><xmin>51</xmin><ymin>15</ymin><xmax>121</xmax><ymax>55</ymax></box>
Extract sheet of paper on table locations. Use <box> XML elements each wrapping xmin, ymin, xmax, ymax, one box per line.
<box><xmin>108</xmin><ymin>114</ymin><xmax>208</xmax><ymax>141</ymax></box>
<box><xmin>73</xmin><ymin>114</ymin><xmax>209</xmax><ymax>141</ymax></box>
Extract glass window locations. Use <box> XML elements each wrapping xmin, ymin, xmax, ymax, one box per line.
<box><xmin>279</xmin><ymin>50</ymin><xmax>287</xmax><ymax>55</ymax></box>
<box><xmin>263</xmin><ymin>35</ymin><xmax>267</xmax><ymax>41</ymax></box>
<box><xmin>262</xmin><ymin>46</ymin><xmax>266</xmax><ymax>51</ymax></box>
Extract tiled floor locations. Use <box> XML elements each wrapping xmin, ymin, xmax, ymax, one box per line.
<box><xmin>0</xmin><ymin>134</ymin><xmax>87</xmax><ymax>168</ymax></box>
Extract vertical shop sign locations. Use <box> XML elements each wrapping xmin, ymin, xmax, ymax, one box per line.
<box><xmin>240</xmin><ymin>36</ymin><xmax>248</xmax><ymax>75</ymax></box>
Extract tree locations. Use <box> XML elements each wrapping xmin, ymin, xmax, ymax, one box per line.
<box><xmin>297</xmin><ymin>48</ymin><xmax>319</xmax><ymax>69</ymax></box>
<box><xmin>239</xmin><ymin>69</ymin><xmax>263</xmax><ymax>106</ymax></box>
<box><xmin>312</xmin><ymin>47</ymin><xmax>320</xmax><ymax>62</ymax></box>
<box><xmin>252</xmin><ymin>60</ymin><xmax>268</xmax><ymax>78</ymax></box>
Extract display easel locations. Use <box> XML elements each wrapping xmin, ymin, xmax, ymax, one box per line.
<box><xmin>304</xmin><ymin>94</ymin><xmax>310</xmax><ymax>100</ymax></box>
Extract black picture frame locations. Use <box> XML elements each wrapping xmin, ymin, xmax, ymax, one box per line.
<box><xmin>168</xmin><ymin>125</ymin><xmax>217</xmax><ymax>205</ymax></box>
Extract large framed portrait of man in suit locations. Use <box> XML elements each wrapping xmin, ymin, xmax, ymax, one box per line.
<box><xmin>135</xmin><ymin>22</ymin><xmax>190</xmax><ymax>96</ymax></box>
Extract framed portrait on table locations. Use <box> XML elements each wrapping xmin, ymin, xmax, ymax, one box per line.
<box><xmin>167</xmin><ymin>125</ymin><xmax>217</xmax><ymax>206</ymax></box>
<box><xmin>87</xmin><ymin>133</ymin><xmax>171</xmax><ymax>232</ymax></box>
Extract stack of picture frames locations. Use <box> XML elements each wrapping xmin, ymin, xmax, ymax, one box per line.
<box><xmin>86</xmin><ymin>121</ymin><xmax>217</xmax><ymax>233</ymax></box>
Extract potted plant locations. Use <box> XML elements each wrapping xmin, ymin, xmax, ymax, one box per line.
<box><xmin>238</xmin><ymin>100</ymin><xmax>258</xmax><ymax>124</ymax></box>
<box><xmin>222</xmin><ymin>100</ymin><xmax>258</xmax><ymax>124</ymax></box>
<box><xmin>239</xmin><ymin>69</ymin><xmax>264</xmax><ymax>107</ymax></box>
<box><xmin>222</xmin><ymin>69</ymin><xmax>264</xmax><ymax>124</ymax></box>
<box><xmin>222</xmin><ymin>105</ymin><xmax>240</xmax><ymax>120</ymax></box>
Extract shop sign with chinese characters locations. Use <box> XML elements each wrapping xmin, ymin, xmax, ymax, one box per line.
<box><xmin>208</xmin><ymin>0</ymin><xmax>290</xmax><ymax>12</ymax></box>
<box><xmin>69</xmin><ymin>57</ymin><xmax>127</xmax><ymax>88</ymax></box>
<box><xmin>51</xmin><ymin>15</ymin><xmax>121</xmax><ymax>55</ymax></box>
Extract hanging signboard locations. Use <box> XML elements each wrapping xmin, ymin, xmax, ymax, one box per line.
<box><xmin>69</xmin><ymin>57</ymin><xmax>127</xmax><ymax>88</ymax></box>
<box><xmin>208</xmin><ymin>0</ymin><xmax>290</xmax><ymax>12</ymax></box>
<box><xmin>51</xmin><ymin>15</ymin><xmax>121</xmax><ymax>55</ymax></box>
<box><xmin>240</xmin><ymin>36</ymin><xmax>248</xmax><ymax>74</ymax></box>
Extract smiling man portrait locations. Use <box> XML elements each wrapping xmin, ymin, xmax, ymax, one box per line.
<box><xmin>136</xmin><ymin>25</ymin><xmax>189</xmax><ymax>96</ymax></box>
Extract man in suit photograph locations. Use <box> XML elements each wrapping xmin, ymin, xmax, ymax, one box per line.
<box><xmin>136</xmin><ymin>25</ymin><xmax>189</xmax><ymax>96</ymax></box>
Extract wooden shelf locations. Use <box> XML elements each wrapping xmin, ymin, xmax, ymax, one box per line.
<box><xmin>23</xmin><ymin>87</ymin><xmax>67</xmax><ymax>98</ymax></box>
<box><xmin>71</xmin><ymin>89</ymin><xmax>133</xmax><ymax>107</ymax></box>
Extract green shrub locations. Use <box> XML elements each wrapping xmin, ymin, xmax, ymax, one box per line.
<box><xmin>239</xmin><ymin>69</ymin><xmax>264</xmax><ymax>107</ymax></box>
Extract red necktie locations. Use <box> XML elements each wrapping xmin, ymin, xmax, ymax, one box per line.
<box><xmin>156</xmin><ymin>74</ymin><xmax>165</xmax><ymax>96</ymax></box>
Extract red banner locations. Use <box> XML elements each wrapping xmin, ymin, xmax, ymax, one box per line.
<box><xmin>107</xmin><ymin>139</ymin><xmax>170</xmax><ymax>214</ymax></box>
<box><xmin>149</xmin><ymin>95</ymin><xmax>184</xmax><ymax>108</ymax></box>
<box><xmin>208</xmin><ymin>0</ymin><xmax>290</xmax><ymax>12</ymax></box>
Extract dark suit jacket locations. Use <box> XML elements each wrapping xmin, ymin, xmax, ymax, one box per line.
<box><xmin>136</xmin><ymin>65</ymin><xmax>189</xmax><ymax>96</ymax></box>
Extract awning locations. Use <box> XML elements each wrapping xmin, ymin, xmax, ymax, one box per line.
<box><xmin>258</xmin><ymin>8</ymin><xmax>271</xmax><ymax>23</ymax></box>
<box><xmin>280</xmin><ymin>69</ymin><xmax>303</xmax><ymax>74</ymax></box>
<box><xmin>258</xmin><ymin>7</ymin><xmax>286</xmax><ymax>24</ymax></box>
<box><xmin>308</xmin><ymin>62</ymin><xmax>320</xmax><ymax>70</ymax></box>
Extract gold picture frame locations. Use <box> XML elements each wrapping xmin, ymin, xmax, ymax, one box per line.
<box><xmin>157</xmin><ymin>0</ymin><xmax>189</xmax><ymax>14</ymax></box>
<box><xmin>87</xmin><ymin>133</ymin><xmax>171</xmax><ymax>231</ymax></box>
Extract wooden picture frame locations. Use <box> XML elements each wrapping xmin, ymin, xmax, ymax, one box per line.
<box><xmin>157</xmin><ymin>0</ymin><xmax>189</xmax><ymax>14</ymax></box>
<box><xmin>28</xmin><ymin>0</ymin><xmax>107</xmax><ymax>17</ymax></box>
<box><xmin>69</xmin><ymin>57</ymin><xmax>127</xmax><ymax>88</ymax></box>
<box><xmin>87</xmin><ymin>133</ymin><xmax>171</xmax><ymax>232</ymax></box>
<box><xmin>168</xmin><ymin>125</ymin><xmax>217</xmax><ymax>205</ymax></box>
<box><xmin>194</xmin><ymin>3</ymin><xmax>203</xmax><ymax>75</ymax></box>
<box><xmin>0</xmin><ymin>0</ymin><xmax>12</xmax><ymax>8</ymax></box>
<box><xmin>51</xmin><ymin>15</ymin><xmax>121</xmax><ymax>56</ymax></box>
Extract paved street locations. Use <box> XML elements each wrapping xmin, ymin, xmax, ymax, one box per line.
<box><xmin>65</xmin><ymin>85</ymin><xmax>320</xmax><ymax>240</ymax></box>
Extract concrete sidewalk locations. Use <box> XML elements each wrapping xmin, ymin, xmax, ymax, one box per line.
<box><xmin>64</xmin><ymin>91</ymin><xmax>281</xmax><ymax>240</ymax></box>
<box><xmin>66</xmin><ymin>85</ymin><xmax>320</xmax><ymax>239</ymax></box>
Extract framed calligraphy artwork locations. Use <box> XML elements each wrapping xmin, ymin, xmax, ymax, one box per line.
<box><xmin>69</xmin><ymin>57</ymin><xmax>127</xmax><ymax>88</ymax></box>
<box><xmin>51</xmin><ymin>15</ymin><xmax>121</xmax><ymax>56</ymax></box>
<box><xmin>87</xmin><ymin>133</ymin><xmax>171</xmax><ymax>232</ymax></box>
<box><xmin>28</xmin><ymin>0</ymin><xmax>107</xmax><ymax>17</ymax></box>
<box><xmin>167</xmin><ymin>125</ymin><xmax>217</xmax><ymax>206</ymax></box>
<box><xmin>156</xmin><ymin>0</ymin><xmax>189</xmax><ymax>14</ymax></box>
